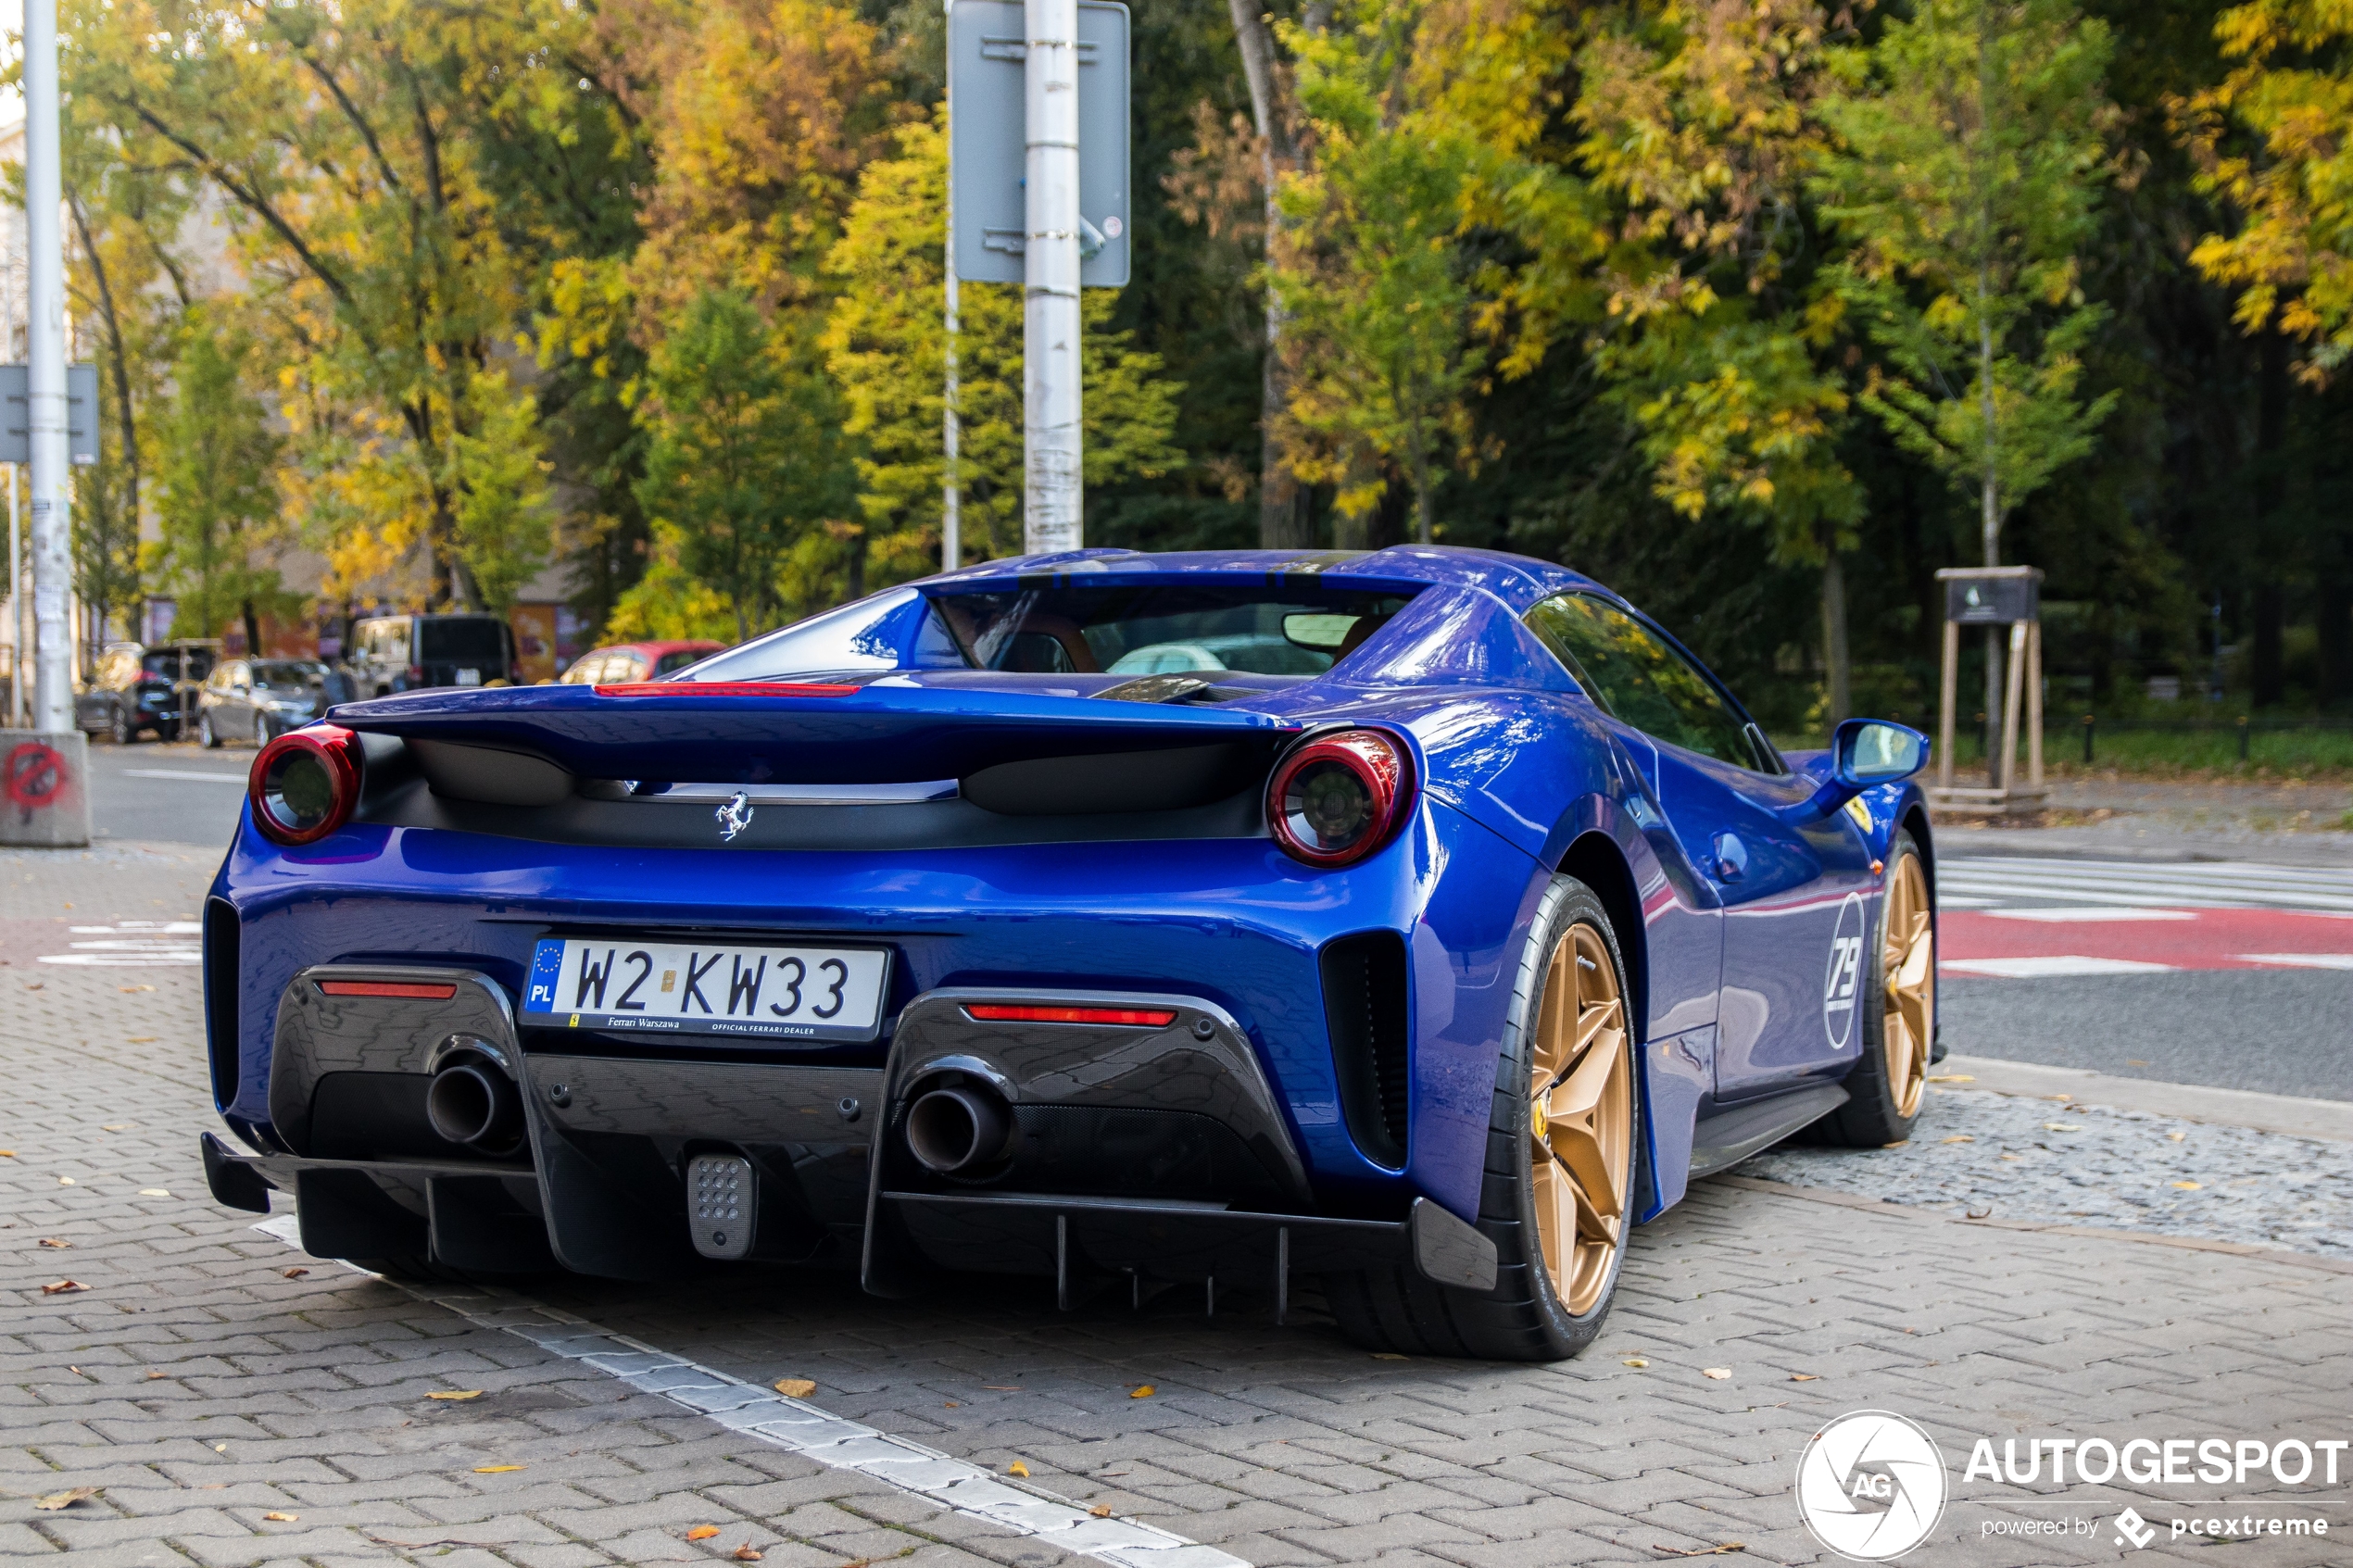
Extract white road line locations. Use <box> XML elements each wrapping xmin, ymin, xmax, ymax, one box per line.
<box><xmin>252</xmin><ymin>1214</ymin><xmax>1245</xmax><ymax>1567</ymax></box>
<box><xmin>1939</xmin><ymin>956</ymin><xmax>2176</xmax><ymax>978</ymax></box>
<box><xmin>1979</xmin><ymin>908</ymin><xmax>2197</xmax><ymax>923</ymax></box>
<box><xmin>2237</xmin><ymin>953</ymin><xmax>2353</xmax><ymax>971</ymax></box>
<box><xmin>122</xmin><ymin>768</ymin><xmax>250</xmax><ymax>784</ymax></box>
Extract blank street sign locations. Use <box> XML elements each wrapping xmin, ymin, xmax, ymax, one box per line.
<box><xmin>949</xmin><ymin>0</ymin><xmax>1131</xmax><ymax>288</ymax></box>
<box><xmin>0</xmin><ymin>363</ymin><xmax>101</xmax><ymax>465</ymax></box>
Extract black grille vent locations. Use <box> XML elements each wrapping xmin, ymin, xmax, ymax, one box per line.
<box><xmin>1320</xmin><ymin>931</ymin><xmax>1410</xmax><ymax>1168</ymax></box>
<box><xmin>203</xmin><ymin>897</ymin><xmax>241</xmax><ymax>1110</ymax></box>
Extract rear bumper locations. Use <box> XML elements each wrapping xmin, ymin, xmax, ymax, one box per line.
<box><xmin>206</xmin><ymin>964</ymin><xmax>1498</xmax><ymax>1296</ymax></box>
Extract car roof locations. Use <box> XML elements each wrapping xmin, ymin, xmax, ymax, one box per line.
<box><xmin>914</xmin><ymin>545</ymin><xmax>1607</xmax><ymax>614</ymax></box>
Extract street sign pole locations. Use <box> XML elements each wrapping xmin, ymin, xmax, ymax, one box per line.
<box><xmin>23</xmin><ymin>0</ymin><xmax>71</xmax><ymax>730</ymax></box>
<box><xmin>1023</xmin><ymin>0</ymin><xmax>1083</xmax><ymax>555</ymax></box>
<box><xmin>942</xmin><ymin>0</ymin><xmax>963</xmax><ymax>575</ymax></box>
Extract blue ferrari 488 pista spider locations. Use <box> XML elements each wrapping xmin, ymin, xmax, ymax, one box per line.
<box><xmin>199</xmin><ymin>546</ymin><xmax>1936</xmax><ymax>1361</ymax></box>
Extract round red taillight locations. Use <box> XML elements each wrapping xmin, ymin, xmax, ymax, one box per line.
<box><xmin>248</xmin><ymin>725</ymin><xmax>361</xmax><ymax>847</ymax></box>
<box><xmin>1266</xmin><ymin>729</ymin><xmax>1413</xmax><ymax>868</ymax></box>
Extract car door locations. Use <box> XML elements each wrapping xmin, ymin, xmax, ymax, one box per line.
<box><xmin>1524</xmin><ymin>594</ymin><xmax>1876</xmax><ymax>1101</ymax></box>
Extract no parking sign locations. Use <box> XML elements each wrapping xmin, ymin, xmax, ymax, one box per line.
<box><xmin>0</xmin><ymin>730</ymin><xmax>91</xmax><ymax>846</ymax></box>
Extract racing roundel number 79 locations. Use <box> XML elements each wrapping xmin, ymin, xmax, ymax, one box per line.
<box><xmin>1821</xmin><ymin>892</ymin><xmax>1868</xmax><ymax>1049</ymax></box>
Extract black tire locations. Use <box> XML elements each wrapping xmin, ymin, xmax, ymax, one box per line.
<box><xmin>1325</xmin><ymin>875</ymin><xmax>1641</xmax><ymax>1361</ymax></box>
<box><xmin>198</xmin><ymin>711</ymin><xmax>220</xmax><ymax>748</ymax></box>
<box><xmin>1817</xmin><ymin>829</ymin><xmax>1931</xmax><ymax>1147</ymax></box>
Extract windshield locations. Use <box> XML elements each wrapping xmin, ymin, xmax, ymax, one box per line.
<box><xmin>931</xmin><ymin>586</ymin><xmax>1416</xmax><ymax>676</ymax></box>
<box><xmin>142</xmin><ymin>650</ymin><xmax>215</xmax><ymax>681</ymax></box>
<box><xmin>419</xmin><ymin>619</ymin><xmax>508</xmax><ymax>661</ymax></box>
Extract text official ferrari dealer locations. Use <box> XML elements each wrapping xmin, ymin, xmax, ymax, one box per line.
<box><xmin>196</xmin><ymin>546</ymin><xmax>1935</xmax><ymax>1360</ymax></box>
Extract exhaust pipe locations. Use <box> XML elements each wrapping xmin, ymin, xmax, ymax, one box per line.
<box><xmin>426</xmin><ymin>1060</ymin><xmax>523</xmax><ymax>1154</ymax></box>
<box><xmin>906</xmin><ymin>1085</ymin><xmax>1013</xmax><ymax>1174</ymax></box>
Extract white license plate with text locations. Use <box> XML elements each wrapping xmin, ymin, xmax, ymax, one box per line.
<box><xmin>522</xmin><ymin>937</ymin><xmax>889</xmax><ymax>1043</ymax></box>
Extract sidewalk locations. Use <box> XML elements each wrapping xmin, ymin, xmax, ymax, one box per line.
<box><xmin>1936</xmin><ymin>776</ymin><xmax>2353</xmax><ymax>864</ymax></box>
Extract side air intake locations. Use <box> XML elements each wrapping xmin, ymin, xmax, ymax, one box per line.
<box><xmin>1320</xmin><ymin>931</ymin><xmax>1411</xmax><ymax>1170</ymax></box>
<box><xmin>203</xmin><ymin>897</ymin><xmax>241</xmax><ymax>1110</ymax></box>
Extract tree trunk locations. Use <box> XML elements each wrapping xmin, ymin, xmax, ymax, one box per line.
<box><xmin>1821</xmin><ymin>552</ymin><xmax>1851</xmax><ymax>725</ymax></box>
<box><xmin>2250</xmin><ymin>329</ymin><xmax>2290</xmax><ymax>708</ymax></box>
<box><xmin>242</xmin><ymin>597</ymin><xmax>263</xmax><ymax>662</ymax></box>
<box><xmin>1227</xmin><ymin>0</ymin><xmax>1311</xmax><ymax>548</ymax></box>
<box><xmin>2317</xmin><ymin>568</ymin><xmax>2351</xmax><ymax>713</ymax></box>
<box><xmin>1979</xmin><ymin>289</ymin><xmax>2002</xmax><ymax>773</ymax></box>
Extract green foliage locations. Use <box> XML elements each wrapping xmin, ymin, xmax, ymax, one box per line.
<box><xmin>148</xmin><ymin>316</ymin><xmax>288</xmax><ymax>639</ymax></box>
<box><xmin>1810</xmin><ymin>0</ymin><xmax>2121</xmax><ymax>560</ymax></box>
<box><xmin>629</xmin><ymin>289</ymin><xmax>850</xmax><ymax>641</ymax></box>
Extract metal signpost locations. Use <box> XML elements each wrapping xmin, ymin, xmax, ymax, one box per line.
<box><xmin>1931</xmin><ymin>566</ymin><xmax>2045</xmax><ymax>817</ymax></box>
<box><xmin>947</xmin><ymin>0</ymin><xmax>1130</xmax><ymax>558</ymax></box>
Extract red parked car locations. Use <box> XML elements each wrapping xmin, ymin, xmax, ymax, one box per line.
<box><xmin>557</xmin><ymin>639</ymin><xmax>724</xmax><ymax>684</ymax></box>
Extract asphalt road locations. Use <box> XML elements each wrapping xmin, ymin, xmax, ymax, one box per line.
<box><xmin>83</xmin><ymin>734</ymin><xmax>251</xmax><ymax>847</ymax></box>
<box><xmin>65</xmin><ymin>743</ymin><xmax>2353</xmax><ymax>1103</ymax></box>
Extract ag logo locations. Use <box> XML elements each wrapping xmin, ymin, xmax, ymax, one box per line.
<box><xmin>1823</xmin><ymin>892</ymin><xmax>1867</xmax><ymax>1049</ymax></box>
<box><xmin>1796</xmin><ymin>1410</ymin><xmax>1948</xmax><ymax>1562</ymax></box>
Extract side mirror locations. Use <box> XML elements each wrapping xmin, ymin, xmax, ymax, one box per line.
<box><xmin>1800</xmin><ymin>718</ymin><xmax>1930</xmax><ymax>817</ymax></box>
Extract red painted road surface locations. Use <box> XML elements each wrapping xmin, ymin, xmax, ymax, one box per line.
<box><xmin>1941</xmin><ymin>907</ymin><xmax>2353</xmax><ymax>975</ymax></box>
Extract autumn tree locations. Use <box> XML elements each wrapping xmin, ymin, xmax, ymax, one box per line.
<box><xmin>149</xmin><ymin>315</ymin><xmax>286</xmax><ymax>654</ymax></box>
<box><xmin>1810</xmin><ymin>0</ymin><xmax>2120</xmax><ymax>723</ymax></box>
<box><xmin>822</xmin><ymin>114</ymin><xmax>1183</xmax><ymax>574</ymax></box>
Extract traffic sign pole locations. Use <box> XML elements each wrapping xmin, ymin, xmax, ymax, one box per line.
<box><xmin>23</xmin><ymin>0</ymin><xmax>71</xmax><ymax>730</ymax></box>
<box><xmin>1022</xmin><ymin>0</ymin><xmax>1082</xmax><ymax>556</ymax></box>
<box><xmin>942</xmin><ymin>0</ymin><xmax>963</xmax><ymax>574</ymax></box>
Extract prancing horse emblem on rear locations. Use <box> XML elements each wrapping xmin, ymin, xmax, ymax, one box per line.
<box><xmin>715</xmin><ymin>791</ymin><xmax>753</xmax><ymax>843</ymax></box>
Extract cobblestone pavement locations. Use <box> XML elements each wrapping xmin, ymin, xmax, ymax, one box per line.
<box><xmin>1745</xmin><ymin>1087</ymin><xmax>2353</xmax><ymax>1258</ymax></box>
<box><xmin>8</xmin><ymin>847</ymin><xmax>2353</xmax><ymax>1568</ymax></box>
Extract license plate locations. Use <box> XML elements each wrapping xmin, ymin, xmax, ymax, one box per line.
<box><xmin>456</xmin><ymin>668</ymin><xmax>483</xmax><ymax>686</ymax></box>
<box><xmin>522</xmin><ymin>937</ymin><xmax>889</xmax><ymax>1043</ymax></box>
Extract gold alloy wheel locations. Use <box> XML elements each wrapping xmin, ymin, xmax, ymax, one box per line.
<box><xmin>1528</xmin><ymin>922</ymin><xmax>1632</xmax><ymax>1317</ymax></box>
<box><xmin>1883</xmin><ymin>854</ymin><xmax>1935</xmax><ymax>1119</ymax></box>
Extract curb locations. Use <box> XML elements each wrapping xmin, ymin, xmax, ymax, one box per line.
<box><xmin>1936</xmin><ymin>1054</ymin><xmax>2353</xmax><ymax>1144</ymax></box>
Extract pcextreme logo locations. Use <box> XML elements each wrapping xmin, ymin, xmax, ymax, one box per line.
<box><xmin>1796</xmin><ymin>1411</ymin><xmax>1950</xmax><ymax>1562</ymax></box>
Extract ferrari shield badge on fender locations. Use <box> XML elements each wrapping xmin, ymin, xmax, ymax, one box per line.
<box><xmin>715</xmin><ymin>791</ymin><xmax>753</xmax><ymax>843</ymax></box>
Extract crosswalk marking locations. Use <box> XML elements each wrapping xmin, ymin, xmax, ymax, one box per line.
<box><xmin>1938</xmin><ymin>855</ymin><xmax>2353</xmax><ymax>914</ymax></box>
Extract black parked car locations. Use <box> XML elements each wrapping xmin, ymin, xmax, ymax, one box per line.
<box><xmin>195</xmin><ymin>658</ymin><xmax>347</xmax><ymax>747</ymax></box>
<box><xmin>347</xmin><ymin>613</ymin><xmax>516</xmax><ymax>695</ymax></box>
<box><xmin>76</xmin><ymin>640</ymin><xmax>220</xmax><ymax>743</ymax></box>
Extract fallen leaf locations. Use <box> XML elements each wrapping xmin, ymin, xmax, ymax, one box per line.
<box><xmin>733</xmin><ymin>1546</ymin><xmax>762</xmax><ymax>1562</ymax></box>
<box><xmin>69</xmin><ymin>1366</ymin><xmax>81</xmax><ymax>1375</ymax></box>
<box><xmin>1129</xmin><ymin>1385</ymin><xmax>1155</xmax><ymax>1399</ymax></box>
<box><xmin>1881</xmin><ymin>1140</ymin><xmax>1908</xmax><ymax>1149</ymax></box>
<box><xmin>2167</xmin><ymin>1131</ymin><xmax>2186</xmax><ymax>1142</ymax></box>
<box><xmin>2044</xmin><ymin>1123</ymin><xmax>2082</xmax><ymax>1133</ymax></box>
<box><xmin>428</xmin><ymin>1390</ymin><xmax>484</xmax><ymax>1401</ymax></box>
<box><xmin>1089</xmin><ymin>1505</ymin><xmax>1113</xmax><ymax>1518</ymax></box>
<box><xmin>283</xmin><ymin>1268</ymin><xmax>308</xmax><ymax>1279</ymax></box>
<box><xmin>42</xmin><ymin>1279</ymin><xmax>87</xmax><ymax>1294</ymax></box>
<box><xmin>119</xmin><ymin>985</ymin><xmax>154</xmax><ymax>994</ymax></box>
<box><xmin>943</xmin><ymin>1401</ymin><xmax>959</xmax><ymax>1409</ymax></box>
<box><xmin>1701</xmin><ymin>1368</ymin><xmax>1732</xmax><ymax>1380</ymax></box>
<box><xmin>1790</xmin><ymin>1374</ymin><xmax>1818</xmax><ymax>1382</ymax></box>
<box><xmin>686</xmin><ymin>1525</ymin><xmax>722</xmax><ymax>1541</ymax></box>
<box><xmin>127</xmin><ymin>1037</ymin><xmax>157</xmax><ymax>1045</ymax></box>
<box><xmin>2045</xmin><ymin>1093</ymin><xmax>2073</xmax><ymax>1102</ymax></box>
<box><xmin>1940</xmin><ymin>1135</ymin><xmax>1974</xmax><ymax>1144</ymax></box>
<box><xmin>2127</xmin><ymin>1060</ymin><xmax>2147</xmax><ymax>1067</ymax></box>
<box><xmin>38</xmin><ymin>1236</ymin><xmax>69</xmax><ymax>1248</ymax></box>
<box><xmin>138</xmin><ymin>1189</ymin><xmax>170</xmax><ymax>1198</ymax></box>
<box><xmin>472</xmin><ymin>1464</ymin><xmax>525</xmax><ymax>1474</ymax></box>
<box><xmin>772</xmin><ymin>1378</ymin><xmax>816</xmax><ymax>1399</ymax></box>
<box><xmin>1651</xmin><ymin>1544</ymin><xmax>1745</xmax><ymax>1558</ymax></box>
<box><xmin>0</xmin><ymin>1149</ymin><xmax>13</xmax><ymax>1157</ymax></box>
<box><xmin>2171</xmin><ymin>1181</ymin><xmax>2202</xmax><ymax>1190</ymax></box>
<box><xmin>102</xmin><ymin>1123</ymin><xmax>135</xmax><ymax>1130</ymax></box>
<box><xmin>57</xmin><ymin>1176</ymin><xmax>74</xmax><ymax>1185</ymax></box>
<box><xmin>1369</xmin><ymin>1353</ymin><xmax>1407</xmax><ymax>1361</ymax></box>
<box><xmin>1007</xmin><ymin>1461</ymin><xmax>1029</xmax><ymax>1477</ymax></box>
<box><xmin>262</xmin><ymin>1512</ymin><xmax>297</xmax><ymax>1523</ymax></box>
<box><xmin>32</xmin><ymin>1487</ymin><xmax>96</xmax><ymax>1511</ymax></box>
<box><xmin>145</xmin><ymin>1370</ymin><xmax>165</xmax><ymax>1380</ymax></box>
<box><xmin>1925</xmin><ymin>1074</ymin><xmax>1973</xmax><ymax>1083</ymax></box>
<box><xmin>1622</xmin><ymin>1359</ymin><xmax>1649</xmax><ymax>1369</ymax></box>
<box><xmin>1966</xmin><ymin>1207</ymin><xmax>1993</xmax><ymax>1220</ymax></box>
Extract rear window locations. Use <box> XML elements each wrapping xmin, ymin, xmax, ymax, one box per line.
<box><xmin>654</xmin><ymin>648</ymin><xmax>709</xmax><ymax>676</ymax></box>
<box><xmin>419</xmin><ymin>619</ymin><xmax>507</xmax><ymax>661</ymax></box>
<box><xmin>931</xmin><ymin>585</ymin><xmax>1416</xmax><ymax>676</ymax></box>
<box><xmin>143</xmin><ymin>650</ymin><xmax>215</xmax><ymax>681</ymax></box>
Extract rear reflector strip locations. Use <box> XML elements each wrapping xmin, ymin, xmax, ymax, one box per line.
<box><xmin>963</xmin><ymin>1003</ymin><xmax>1178</xmax><ymax>1027</ymax></box>
<box><xmin>319</xmin><ymin>980</ymin><xmax>459</xmax><ymax>1000</ymax></box>
<box><xmin>593</xmin><ymin>682</ymin><xmax>860</xmax><ymax>698</ymax></box>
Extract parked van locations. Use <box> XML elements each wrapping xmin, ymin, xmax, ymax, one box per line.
<box><xmin>347</xmin><ymin>613</ymin><xmax>516</xmax><ymax>696</ymax></box>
